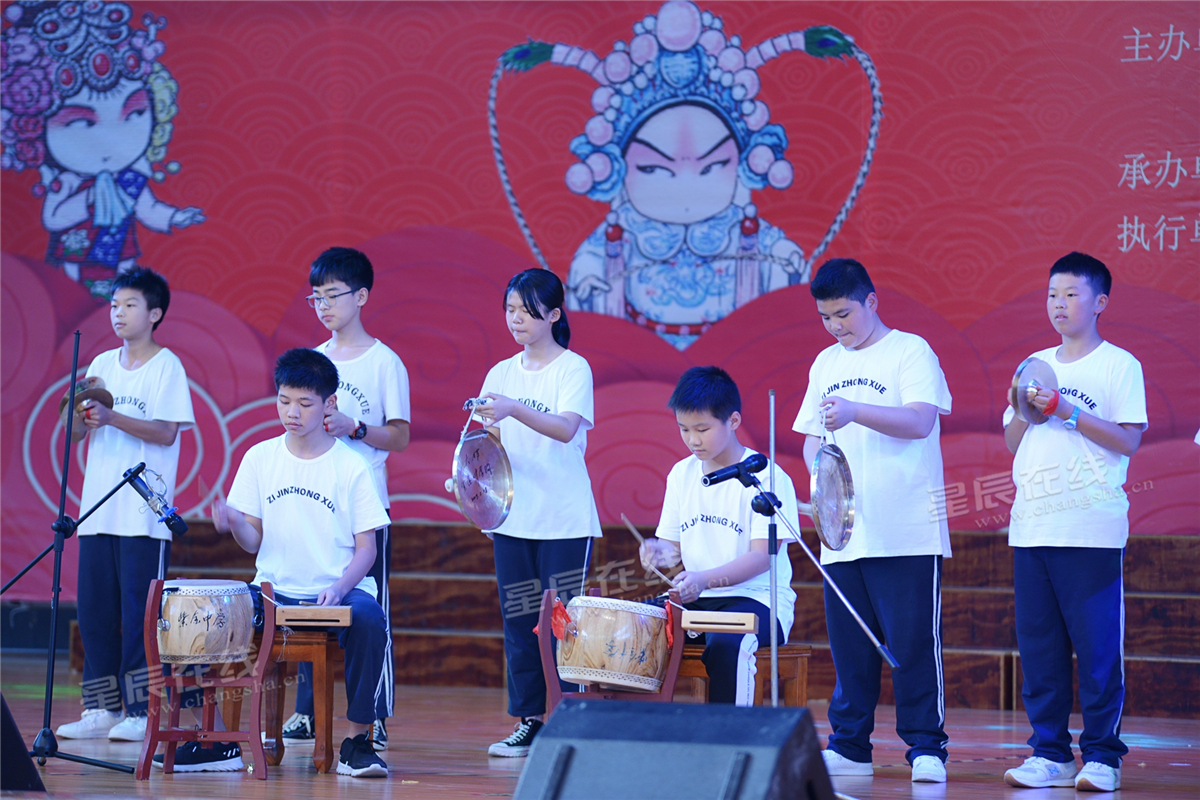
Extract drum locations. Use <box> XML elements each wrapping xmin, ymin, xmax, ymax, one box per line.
<box><xmin>157</xmin><ymin>580</ymin><xmax>255</xmax><ymax>664</ymax></box>
<box><xmin>556</xmin><ymin>596</ymin><xmax>670</xmax><ymax>692</ymax></box>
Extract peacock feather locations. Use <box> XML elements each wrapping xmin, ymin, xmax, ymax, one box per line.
<box><xmin>500</xmin><ymin>40</ymin><xmax>554</xmax><ymax>72</ymax></box>
<box><xmin>803</xmin><ymin>27</ymin><xmax>854</xmax><ymax>59</ymax></box>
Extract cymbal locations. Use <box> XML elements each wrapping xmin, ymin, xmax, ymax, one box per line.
<box><xmin>1010</xmin><ymin>357</ymin><xmax>1058</xmax><ymax>425</ymax></box>
<box><xmin>58</xmin><ymin>376</ymin><xmax>114</xmax><ymax>429</ymax></box>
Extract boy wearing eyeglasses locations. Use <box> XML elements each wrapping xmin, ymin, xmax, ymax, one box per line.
<box><xmin>285</xmin><ymin>247</ymin><xmax>410</xmax><ymax>751</ymax></box>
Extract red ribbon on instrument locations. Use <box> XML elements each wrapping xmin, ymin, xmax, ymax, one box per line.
<box><xmin>1044</xmin><ymin>391</ymin><xmax>1060</xmax><ymax>416</ymax></box>
<box><xmin>665</xmin><ymin>602</ymin><xmax>674</xmax><ymax>649</ymax></box>
<box><xmin>552</xmin><ymin>598</ymin><xmax>573</xmax><ymax>639</ymax></box>
<box><xmin>533</xmin><ymin>597</ymin><xmax>573</xmax><ymax>639</ymax></box>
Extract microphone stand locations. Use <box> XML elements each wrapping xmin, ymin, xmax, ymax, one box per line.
<box><xmin>767</xmin><ymin>390</ymin><xmax>779</xmax><ymax>707</ymax></box>
<box><xmin>0</xmin><ymin>332</ymin><xmax>139</xmax><ymax>774</ymax></box>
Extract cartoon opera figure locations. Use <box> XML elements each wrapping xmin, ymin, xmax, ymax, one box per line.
<box><xmin>490</xmin><ymin>0</ymin><xmax>882</xmax><ymax>348</ymax></box>
<box><xmin>1</xmin><ymin>1</ymin><xmax>203</xmax><ymax>301</ymax></box>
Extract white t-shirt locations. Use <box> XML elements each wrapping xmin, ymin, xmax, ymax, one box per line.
<box><xmin>793</xmin><ymin>329</ymin><xmax>953</xmax><ymax>565</ymax></box>
<box><xmin>655</xmin><ymin>449</ymin><xmax>798</xmax><ymax>637</ymax></box>
<box><xmin>478</xmin><ymin>350</ymin><xmax>602</xmax><ymax>540</ymax></box>
<box><xmin>78</xmin><ymin>347</ymin><xmax>195</xmax><ymax>540</ymax></box>
<box><xmin>227</xmin><ymin>435</ymin><xmax>390</xmax><ymax>598</ymax></box>
<box><xmin>314</xmin><ymin>339</ymin><xmax>411</xmax><ymax>509</ymax></box>
<box><xmin>1003</xmin><ymin>341</ymin><xmax>1147</xmax><ymax>549</ymax></box>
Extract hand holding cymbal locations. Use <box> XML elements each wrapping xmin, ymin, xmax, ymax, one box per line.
<box><xmin>58</xmin><ymin>376</ymin><xmax>114</xmax><ymax>441</ymax></box>
<box><xmin>1010</xmin><ymin>357</ymin><xmax>1059</xmax><ymax>425</ymax></box>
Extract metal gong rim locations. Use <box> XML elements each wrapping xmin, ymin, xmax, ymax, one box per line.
<box><xmin>451</xmin><ymin>428</ymin><xmax>514</xmax><ymax>530</ymax></box>
<box><xmin>810</xmin><ymin>443</ymin><xmax>855</xmax><ymax>551</ymax></box>
<box><xmin>1011</xmin><ymin>356</ymin><xmax>1058</xmax><ymax>425</ymax></box>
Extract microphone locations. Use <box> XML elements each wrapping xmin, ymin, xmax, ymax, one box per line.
<box><xmin>701</xmin><ymin>452</ymin><xmax>769</xmax><ymax>487</ymax></box>
<box><xmin>124</xmin><ymin>463</ymin><xmax>188</xmax><ymax>536</ymax></box>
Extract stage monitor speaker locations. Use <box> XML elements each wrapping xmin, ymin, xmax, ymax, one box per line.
<box><xmin>1</xmin><ymin>694</ymin><xmax>45</xmax><ymax>792</ymax></box>
<box><xmin>514</xmin><ymin>700</ymin><xmax>833</xmax><ymax>800</ymax></box>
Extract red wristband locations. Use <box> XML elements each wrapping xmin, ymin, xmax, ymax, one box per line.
<box><xmin>1044</xmin><ymin>391</ymin><xmax>1060</xmax><ymax>416</ymax></box>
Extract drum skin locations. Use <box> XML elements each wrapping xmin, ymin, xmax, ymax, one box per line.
<box><xmin>157</xmin><ymin>580</ymin><xmax>254</xmax><ymax>664</ymax></box>
<box><xmin>557</xmin><ymin>596</ymin><xmax>669</xmax><ymax>692</ymax></box>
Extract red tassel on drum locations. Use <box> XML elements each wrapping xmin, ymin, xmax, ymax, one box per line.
<box><xmin>665</xmin><ymin>603</ymin><xmax>675</xmax><ymax>649</ymax></box>
<box><xmin>550</xmin><ymin>598</ymin><xmax>572</xmax><ymax>639</ymax></box>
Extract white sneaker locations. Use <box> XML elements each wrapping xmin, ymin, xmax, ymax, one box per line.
<box><xmin>1075</xmin><ymin>762</ymin><xmax>1121</xmax><ymax>792</ymax></box>
<box><xmin>1003</xmin><ymin>756</ymin><xmax>1079</xmax><ymax>788</ymax></box>
<box><xmin>911</xmin><ymin>755</ymin><xmax>947</xmax><ymax>783</ymax></box>
<box><xmin>822</xmin><ymin>749</ymin><xmax>873</xmax><ymax>776</ymax></box>
<box><xmin>108</xmin><ymin>715</ymin><xmax>148</xmax><ymax>741</ymax></box>
<box><xmin>55</xmin><ymin>709</ymin><xmax>123</xmax><ymax>739</ymax></box>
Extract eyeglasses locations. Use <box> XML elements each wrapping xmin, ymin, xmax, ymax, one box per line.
<box><xmin>306</xmin><ymin>289</ymin><xmax>355</xmax><ymax>309</ymax></box>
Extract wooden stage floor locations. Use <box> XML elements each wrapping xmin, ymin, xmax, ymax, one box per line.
<box><xmin>2</xmin><ymin>654</ymin><xmax>1196</xmax><ymax>799</ymax></box>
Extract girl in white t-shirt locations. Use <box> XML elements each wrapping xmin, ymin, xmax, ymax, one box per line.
<box><xmin>473</xmin><ymin>269</ymin><xmax>602</xmax><ymax>758</ymax></box>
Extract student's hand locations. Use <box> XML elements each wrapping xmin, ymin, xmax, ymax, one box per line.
<box><xmin>476</xmin><ymin>394</ymin><xmax>518</xmax><ymax>424</ymax></box>
<box><xmin>316</xmin><ymin>586</ymin><xmax>345</xmax><ymax>607</ymax></box>
<box><xmin>820</xmin><ymin>396</ymin><xmax>858</xmax><ymax>431</ymax></box>
<box><xmin>210</xmin><ymin>498</ymin><xmax>244</xmax><ymax>535</ymax></box>
<box><xmin>323</xmin><ymin>410</ymin><xmax>356</xmax><ymax>437</ymax></box>
<box><xmin>1028</xmin><ymin>388</ymin><xmax>1070</xmax><ymax>419</ymax></box>
<box><xmin>639</xmin><ymin>538</ymin><xmax>681</xmax><ymax>570</ymax></box>
<box><xmin>81</xmin><ymin>399</ymin><xmax>113</xmax><ymax>429</ymax></box>
<box><xmin>673</xmin><ymin>571</ymin><xmax>704</xmax><ymax>604</ymax></box>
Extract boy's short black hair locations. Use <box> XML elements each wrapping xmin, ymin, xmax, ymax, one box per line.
<box><xmin>309</xmin><ymin>247</ymin><xmax>374</xmax><ymax>293</ymax></box>
<box><xmin>1049</xmin><ymin>252</ymin><xmax>1111</xmax><ymax>297</ymax></box>
<box><xmin>668</xmin><ymin>366</ymin><xmax>741</xmax><ymax>422</ymax></box>
<box><xmin>111</xmin><ymin>267</ymin><xmax>170</xmax><ymax>330</ymax></box>
<box><xmin>274</xmin><ymin>348</ymin><xmax>338</xmax><ymax>401</ymax></box>
<box><xmin>809</xmin><ymin>258</ymin><xmax>875</xmax><ymax>304</ymax></box>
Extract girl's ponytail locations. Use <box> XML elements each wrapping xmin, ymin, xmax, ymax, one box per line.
<box><xmin>551</xmin><ymin>306</ymin><xmax>570</xmax><ymax>348</ymax></box>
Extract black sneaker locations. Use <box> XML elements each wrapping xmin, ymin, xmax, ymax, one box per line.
<box><xmin>370</xmin><ymin>718</ymin><xmax>388</xmax><ymax>751</ymax></box>
<box><xmin>337</xmin><ymin>733</ymin><xmax>388</xmax><ymax>778</ymax></box>
<box><xmin>152</xmin><ymin>741</ymin><xmax>244</xmax><ymax>772</ymax></box>
<box><xmin>488</xmin><ymin>718</ymin><xmax>543</xmax><ymax>757</ymax></box>
<box><xmin>281</xmin><ymin>712</ymin><xmax>314</xmax><ymax>740</ymax></box>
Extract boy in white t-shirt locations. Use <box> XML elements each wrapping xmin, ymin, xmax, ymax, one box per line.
<box><xmin>792</xmin><ymin>259</ymin><xmax>953</xmax><ymax>784</ymax></box>
<box><xmin>1001</xmin><ymin>253</ymin><xmax>1146</xmax><ymax>794</ymax></box>
<box><xmin>213</xmin><ymin>348</ymin><xmax>391</xmax><ymax>778</ymax></box>
<box><xmin>56</xmin><ymin>268</ymin><xmax>195</xmax><ymax>744</ymax></box>
<box><xmin>286</xmin><ymin>247</ymin><xmax>410</xmax><ymax>750</ymax></box>
<box><xmin>639</xmin><ymin>367</ymin><xmax>799</xmax><ymax>706</ymax></box>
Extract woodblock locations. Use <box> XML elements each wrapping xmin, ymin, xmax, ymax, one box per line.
<box><xmin>274</xmin><ymin>606</ymin><xmax>350</xmax><ymax>627</ymax></box>
<box><xmin>680</xmin><ymin>610</ymin><xmax>759</xmax><ymax>634</ymax></box>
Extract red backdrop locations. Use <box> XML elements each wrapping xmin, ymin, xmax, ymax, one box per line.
<box><xmin>3</xmin><ymin>1</ymin><xmax>1197</xmax><ymax>601</ymax></box>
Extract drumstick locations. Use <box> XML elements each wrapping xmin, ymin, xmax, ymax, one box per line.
<box><xmin>620</xmin><ymin>513</ymin><xmax>645</xmax><ymax>545</ymax></box>
<box><xmin>621</xmin><ymin>513</ymin><xmax>676</xmax><ymax>587</ymax></box>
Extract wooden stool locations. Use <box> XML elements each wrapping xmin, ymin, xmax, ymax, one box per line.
<box><xmin>136</xmin><ymin>580</ymin><xmax>275</xmax><ymax>780</ymax></box>
<box><xmin>538</xmin><ymin>589</ymin><xmax>686</xmax><ymax>717</ymax></box>
<box><xmin>224</xmin><ymin>601</ymin><xmax>347</xmax><ymax>774</ymax></box>
<box><xmin>676</xmin><ymin>643</ymin><xmax>811</xmax><ymax>706</ymax></box>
